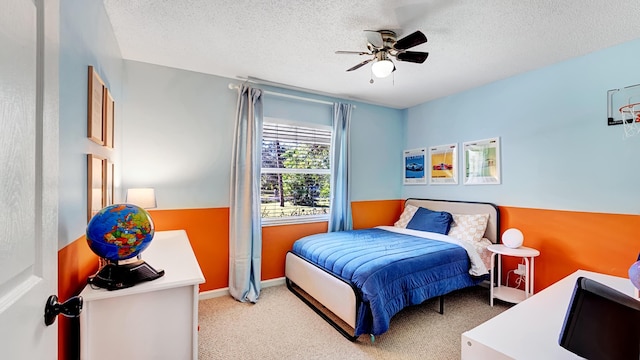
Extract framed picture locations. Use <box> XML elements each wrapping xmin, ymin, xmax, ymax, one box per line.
<box><xmin>87</xmin><ymin>66</ymin><xmax>105</xmax><ymax>145</ymax></box>
<box><xmin>103</xmin><ymin>88</ymin><xmax>115</xmax><ymax>149</ymax></box>
<box><xmin>463</xmin><ymin>137</ymin><xmax>501</xmax><ymax>185</ymax></box>
<box><xmin>429</xmin><ymin>143</ymin><xmax>458</xmax><ymax>185</ymax></box>
<box><xmin>403</xmin><ymin>148</ymin><xmax>427</xmax><ymax>185</ymax></box>
<box><xmin>105</xmin><ymin>160</ymin><xmax>114</xmax><ymax>206</ymax></box>
<box><xmin>87</xmin><ymin>154</ymin><xmax>106</xmax><ymax>222</ymax></box>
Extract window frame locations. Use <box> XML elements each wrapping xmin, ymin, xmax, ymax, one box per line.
<box><xmin>260</xmin><ymin>117</ymin><xmax>332</xmax><ymax>226</ymax></box>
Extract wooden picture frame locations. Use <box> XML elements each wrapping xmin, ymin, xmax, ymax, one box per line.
<box><xmin>88</xmin><ymin>66</ymin><xmax>105</xmax><ymax>145</ymax></box>
<box><xmin>105</xmin><ymin>160</ymin><xmax>114</xmax><ymax>206</ymax></box>
<box><xmin>103</xmin><ymin>88</ymin><xmax>114</xmax><ymax>149</ymax></box>
<box><xmin>87</xmin><ymin>154</ymin><xmax>106</xmax><ymax>222</ymax></box>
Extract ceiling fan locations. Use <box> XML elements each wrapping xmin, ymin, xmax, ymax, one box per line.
<box><xmin>336</xmin><ymin>30</ymin><xmax>429</xmax><ymax>79</ymax></box>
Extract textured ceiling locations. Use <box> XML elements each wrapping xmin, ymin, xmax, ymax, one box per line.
<box><xmin>103</xmin><ymin>0</ymin><xmax>640</xmax><ymax>109</ymax></box>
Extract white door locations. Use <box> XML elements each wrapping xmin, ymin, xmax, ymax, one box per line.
<box><xmin>0</xmin><ymin>0</ymin><xmax>59</xmax><ymax>358</ymax></box>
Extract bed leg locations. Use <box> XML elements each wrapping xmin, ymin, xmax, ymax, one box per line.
<box><xmin>439</xmin><ymin>296</ymin><xmax>444</xmax><ymax>314</ymax></box>
<box><xmin>370</xmin><ymin>334</ymin><xmax>375</xmax><ymax>343</ymax></box>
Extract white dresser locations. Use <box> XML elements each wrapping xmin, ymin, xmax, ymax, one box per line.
<box><xmin>79</xmin><ymin>230</ymin><xmax>205</xmax><ymax>360</ymax></box>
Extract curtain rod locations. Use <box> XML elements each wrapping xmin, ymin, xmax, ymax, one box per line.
<box><xmin>228</xmin><ymin>83</ymin><xmax>355</xmax><ymax>108</ymax></box>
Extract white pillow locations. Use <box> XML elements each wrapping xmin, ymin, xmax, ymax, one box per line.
<box><xmin>448</xmin><ymin>213</ymin><xmax>490</xmax><ymax>243</ymax></box>
<box><xmin>394</xmin><ymin>204</ymin><xmax>419</xmax><ymax>228</ymax></box>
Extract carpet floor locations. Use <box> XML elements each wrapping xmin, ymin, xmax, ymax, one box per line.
<box><xmin>198</xmin><ymin>284</ymin><xmax>510</xmax><ymax>359</ymax></box>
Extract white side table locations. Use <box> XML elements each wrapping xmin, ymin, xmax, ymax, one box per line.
<box><xmin>487</xmin><ymin>244</ymin><xmax>540</xmax><ymax>306</ymax></box>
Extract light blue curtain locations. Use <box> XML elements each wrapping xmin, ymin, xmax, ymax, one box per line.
<box><xmin>229</xmin><ymin>84</ymin><xmax>263</xmax><ymax>303</ymax></box>
<box><xmin>328</xmin><ymin>102</ymin><xmax>353</xmax><ymax>232</ymax></box>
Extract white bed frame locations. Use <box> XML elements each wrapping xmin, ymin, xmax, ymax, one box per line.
<box><xmin>285</xmin><ymin>198</ymin><xmax>500</xmax><ymax>341</ymax></box>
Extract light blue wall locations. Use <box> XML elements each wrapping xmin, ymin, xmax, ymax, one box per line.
<box><xmin>263</xmin><ymin>94</ymin><xmax>332</xmax><ymax>127</ymax></box>
<box><xmin>121</xmin><ymin>61</ymin><xmax>237</xmax><ymax>209</ymax></box>
<box><xmin>58</xmin><ymin>0</ymin><xmax>123</xmax><ymax>248</ymax></box>
<box><xmin>350</xmin><ymin>104</ymin><xmax>406</xmax><ymax>201</ymax></box>
<box><xmin>404</xmin><ymin>39</ymin><xmax>640</xmax><ymax>215</ymax></box>
<box><xmin>120</xmin><ymin>61</ymin><xmax>404</xmax><ymax>209</ymax></box>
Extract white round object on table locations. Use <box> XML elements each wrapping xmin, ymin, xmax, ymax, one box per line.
<box><xmin>502</xmin><ymin>228</ymin><xmax>524</xmax><ymax>248</ymax></box>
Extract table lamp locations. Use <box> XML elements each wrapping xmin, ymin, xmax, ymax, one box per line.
<box><xmin>502</xmin><ymin>228</ymin><xmax>524</xmax><ymax>249</ymax></box>
<box><xmin>125</xmin><ymin>188</ymin><xmax>157</xmax><ymax>209</ymax></box>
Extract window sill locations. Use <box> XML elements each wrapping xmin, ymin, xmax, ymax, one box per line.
<box><xmin>261</xmin><ymin>215</ymin><xmax>329</xmax><ymax>227</ymax></box>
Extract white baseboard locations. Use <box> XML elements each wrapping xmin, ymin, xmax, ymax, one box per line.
<box><xmin>198</xmin><ymin>277</ymin><xmax>286</xmax><ymax>301</ymax></box>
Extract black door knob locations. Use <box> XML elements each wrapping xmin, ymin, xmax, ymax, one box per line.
<box><xmin>44</xmin><ymin>295</ymin><xmax>83</xmax><ymax>326</ymax></box>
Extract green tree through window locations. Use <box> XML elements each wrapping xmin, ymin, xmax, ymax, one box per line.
<box><xmin>261</xmin><ymin>121</ymin><xmax>331</xmax><ymax>220</ymax></box>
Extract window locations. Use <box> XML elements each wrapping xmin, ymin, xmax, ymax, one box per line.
<box><xmin>261</xmin><ymin>120</ymin><xmax>332</xmax><ymax>224</ymax></box>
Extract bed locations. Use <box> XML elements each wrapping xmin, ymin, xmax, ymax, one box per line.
<box><xmin>284</xmin><ymin>198</ymin><xmax>500</xmax><ymax>341</ymax></box>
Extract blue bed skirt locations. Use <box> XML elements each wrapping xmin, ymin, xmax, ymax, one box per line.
<box><xmin>292</xmin><ymin>228</ymin><xmax>485</xmax><ymax>336</ymax></box>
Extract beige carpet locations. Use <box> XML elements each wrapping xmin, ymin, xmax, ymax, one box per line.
<box><xmin>198</xmin><ymin>284</ymin><xmax>510</xmax><ymax>359</ymax></box>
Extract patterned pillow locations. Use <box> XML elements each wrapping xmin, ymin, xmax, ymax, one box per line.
<box><xmin>394</xmin><ymin>204</ymin><xmax>419</xmax><ymax>228</ymax></box>
<box><xmin>448</xmin><ymin>213</ymin><xmax>490</xmax><ymax>243</ymax></box>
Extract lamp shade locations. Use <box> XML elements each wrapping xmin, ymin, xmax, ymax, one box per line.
<box><xmin>126</xmin><ymin>188</ymin><xmax>157</xmax><ymax>209</ymax></box>
<box><xmin>371</xmin><ymin>59</ymin><xmax>394</xmax><ymax>78</ymax></box>
<box><xmin>502</xmin><ymin>228</ymin><xmax>524</xmax><ymax>248</ymax></box>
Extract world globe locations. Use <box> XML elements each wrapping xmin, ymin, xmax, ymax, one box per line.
<box><xmin>86</xmin><ymin>204</ymin><xmax>155</xmax><ymax>262</ymax></box>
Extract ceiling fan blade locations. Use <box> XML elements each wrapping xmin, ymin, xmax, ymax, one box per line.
<box><xmin>364</xmin><ymin>30</ymin><xmax>384</xmax><ymax>48</ymax></box>
<box><xmin>393</xmin><ymin>30</ymin><xmax>427</xmax><ymax>50</ymax></box>
<box><xmin>346</xmin><ymin>59</ymin><xmax>373</xmax><ymax>72</ymax></box>
<box><xmin>335</xmin><ymin>50</ymin><xmax>371</xmax><ymax>55</ymax></box>
<box><xmin>396</xmin><ymin>51</ymin><xmax>429</xmax><ymax>63</ymax></box>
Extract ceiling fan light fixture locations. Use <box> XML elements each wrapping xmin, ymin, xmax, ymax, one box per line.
<box><xmin>371</xmin><ymin>59</ymin><xmax>394</xmax><ymax>78</ymax></box>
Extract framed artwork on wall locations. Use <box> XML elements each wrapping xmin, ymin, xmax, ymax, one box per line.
<box><xmin>87</xmin><ymin>154</ymin><xmax>106</xmax><ymax>222</ymax></box>
<box><xmin>105</xmin><ymin>160</ymin><xmax>114</xmax><ymax>206</ymax></box>
<box><xmin>462</xmin><ymin>137</ymin><xmax>501</xmax><ymax>185</ymax></box>
<box><xmin>87</xmin><ymin>66</ymin><xmax>105</xmax><ymax>145</ymax></box>
<box><xmin>103</xmin><ymin>88</ymin><xmax>115</xmax><ymax>149</ymax></box>
<box><xmin>428</xmin><ymin>143</ymin><xmax>458</xmax><ymax>185</ymax></box>
<box><xmin>403</xmin><ymin>148</ymin><xmax>427</xmax><ymax>185</ymax></box>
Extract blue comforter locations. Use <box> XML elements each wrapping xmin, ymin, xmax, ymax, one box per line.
<box><xmin>292</xmin><ymin>228</ymin><xmax>484</xmax><ymax>336</ymax></box>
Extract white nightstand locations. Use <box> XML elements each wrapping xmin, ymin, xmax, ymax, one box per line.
<box><xmin>487</xmin><ymin>244</ymin><xmax>540</xmax><ymax>306</ymax></box>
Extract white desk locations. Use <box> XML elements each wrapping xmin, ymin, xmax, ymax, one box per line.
<box><xmin>79</xmin><ymin>230</ymin><xmax>205</xmax><ymax>360</ymax></box>
<box><xmin>462</xmin><ymin>270</ymin><xmax>638</xmax><ymax>359</ymax></box>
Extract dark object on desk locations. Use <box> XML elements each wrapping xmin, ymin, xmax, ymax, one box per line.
<box><xmin>88</xmin><ymin>259</ymin><xmax>164</xmax><ymax>291</ymax></box>
<box><xmin>559</xmin><ymin>276</ymin><xmax>640</xmax><ymax>360</ymax></box>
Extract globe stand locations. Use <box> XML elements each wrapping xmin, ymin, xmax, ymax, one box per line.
<box><xmin>88</xmin><ymin>256</ymin><xmax>165</xmax><ymax>291</ymax></box>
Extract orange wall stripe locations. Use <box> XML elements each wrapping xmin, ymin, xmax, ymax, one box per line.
<box><xmin>57</xmin><ymin>203</ymin><xmax>640</xmax><ymax>296</ymax></box>
<box><xmin>262</xmin><ymin>222</ymin><xmax>328</xmax><ymax>279</ymax></box>
<box><xmin>499</xmin><ymin>206</ymin><xmax>640</xmax><ymax>291</ymax></box>
<box><xmin>352</xmin><ymin>199</ymin><xmax>405</xmax><ymax>229</ymax></box>
<box><xmin>148</xmin><ymin>208</ymin><xmax>230</xmax><ymax>292</ymax></box>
